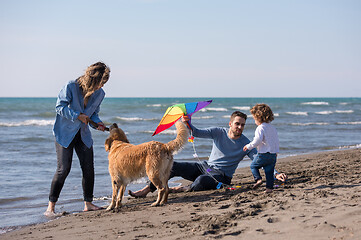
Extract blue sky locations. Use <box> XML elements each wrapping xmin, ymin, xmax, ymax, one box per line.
<box><xmin>1</xmin><ymin>0</ymin><xmax>360</xmax><ymax>97</ymax></box>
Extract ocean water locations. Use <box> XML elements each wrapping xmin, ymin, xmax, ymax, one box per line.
<box><xmin>0</xmin><ymin>97</ymin><xmax>360</xmax><ymax>233</ymax></box>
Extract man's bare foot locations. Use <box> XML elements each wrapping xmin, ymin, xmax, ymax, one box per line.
<box><xmin>84</xmin><ymin>202</ymin><xmax>103</xmax><ymax>212</ymax></box>
<box><xmin>128</xmin><ymin>185</ymin><xmax>151</xmax><ymax>198</ymax></box>
<box><xmin>252</xmin><ymin>179</ymin><xmax>263</xmax><ymax>189</ymax></box>
<box><xmin>264</xmin><ymin>188</ymin><xmax>273</xmax><ymax>193</ymax></box>
<box><xmin>169</xmin><ymin>185</ymin><xmax>190</xmax><ymax>193</ymax></box>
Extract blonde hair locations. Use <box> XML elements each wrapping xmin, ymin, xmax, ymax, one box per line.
<box><xmin>250</xmin><ymin>104</ymin><xmax>274</xmax><ymax>123</ymax></box>
<box><xmin>77</xmin><ymin>62</ymin><xmax>110</xmax><ymax>106</ymax></box>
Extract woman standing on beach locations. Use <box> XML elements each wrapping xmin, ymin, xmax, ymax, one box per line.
<box><xmin>44</xmin><ymin>62</ymin><xmax>110</xmax><ymax>216</ymax></box>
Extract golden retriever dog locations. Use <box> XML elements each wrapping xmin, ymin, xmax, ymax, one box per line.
<box><xmin>105</xmin><ymin>121</ymin><xmax>188</xmax><ymax>210</ymax></box>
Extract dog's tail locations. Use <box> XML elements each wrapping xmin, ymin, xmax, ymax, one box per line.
<box><xmin>166</xmin><ymin>121</ymin><xmax>189</xmax><ymax>154</ymax></box>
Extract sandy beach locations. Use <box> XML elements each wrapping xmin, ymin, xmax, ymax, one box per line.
<box><xmin>1</xmin><ymin>148</ymin><xmax>360</xmax><ymax>240</ymax></box>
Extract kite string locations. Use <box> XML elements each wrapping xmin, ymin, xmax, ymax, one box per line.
<box><xmin>188</xmin><ymin>129</ymin><xmax>227</xmax><ymax>189</ymax></box>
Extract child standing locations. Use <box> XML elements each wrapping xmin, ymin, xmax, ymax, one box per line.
<box><xmin>243</xmin><ymin>104</ymin><xmax>279</xmax><ymax>193</ymax></box>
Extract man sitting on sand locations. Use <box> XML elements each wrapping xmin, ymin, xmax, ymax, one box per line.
<box><xmin>129</xmin><ymin>111</ymin><xmax>287</xmax><ymax>197</ymax></box>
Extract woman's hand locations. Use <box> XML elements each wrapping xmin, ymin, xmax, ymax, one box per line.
<box><xmin>78</xmin><ymin>113</ymin><xmax>89</xmax><ymax>124</ymax></box>
<box><xmin>96</xmin><ymin>122</ymin><xmax>106</xmax><ymax>132</ymax></box>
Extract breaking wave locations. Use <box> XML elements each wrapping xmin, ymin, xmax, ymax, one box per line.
<box><xmin>338</xmin><ymin>144</ymin><xmax>361</xmax><ymax>149</ymax></box>
<box><xmin>231</xmin><ymin>106</ymin><xmax>250</xmax><ymax>111</ymax></box>
<box><xmin>315</xmin><ymin>111</ymin><xmax>333</xmax><ymax>115</ymax></box>
<box><xmin>301</xmin><ymin>102</ymin><xmax>329</xmax><ymax>105</ymax></box>
<box><xmin>116</xmin><ymin>117</ymin><xmax>157</xmax><ymax>121</ymax></box>
<box><xmin>335</xmin><ymin>110</ymin><xmax>353</xmax><ymax>114</ymax></box>
<box><xmin>336</xmin><ymin>121</ymin><xmax>361</xmax><ymax>125</ymax></box>
<box><xmin>291</xmin><ymin>122</ymin><xmax>329</xmax><ymax>126</ymax></box>
<box><xmin>0</xmin><ymin>120</ymin><xmax>54</xmax><ymax>127</ymax></box>
<box><xmin>286</xmin><ymin>112</ymin><xmax>308</xmax><ymax>116</ymax></box>
<box><xmin>200</xmin><ymin>107</ymin><xmax>228</xmax><ymax>112</ymax></box>
<box><xmin>143</xmin><ymin>129</ymin><xmax>177</xmax><ymax>135</ymax></box>
<box><xmin>146</xmin><ymin>104</ymin><xmax>162</xmax><ymax>107</ymax></box>
<box><xmin>192</xmin><ymin>116</ymin><xmax>214</xmax><ymax>120</ymax></box>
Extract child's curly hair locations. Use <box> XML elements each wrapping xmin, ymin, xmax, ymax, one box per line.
<box><xmin>250</xmin><ymin>104</ymin><xmax>274</xmax><ymax>123</ymax></box>
<box><xmin>77</xmin><ymin>62</ymin><xmax>110</xmax><ymax>106</ymax></box>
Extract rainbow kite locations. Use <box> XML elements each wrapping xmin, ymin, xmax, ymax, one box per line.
<box><xmin>152</xmin><ymin>100</ymin><xmax>212</xmax><ymax>136</ymax></box>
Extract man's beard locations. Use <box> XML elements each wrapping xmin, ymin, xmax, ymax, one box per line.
<box><xmin>231</xmin><ymin>128</ymin><xmax>242</xmax><ymax>137</ymax></box>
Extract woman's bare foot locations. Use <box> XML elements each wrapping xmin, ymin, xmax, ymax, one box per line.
<box><xmin>84</xmin><ymin>202</ymin><xmax>103</xmax><ymax>212</ymax></box>
<box><xmin>44</xmin><ymin>210</ymin><xmax>57</xmax><ymax>217</ymax></box>
<box><xmin>128</xmin><ymin>185</ymin><xmax>151</xmax><ymax>198</ymax></box>
<box><xmin>252</xmin><ymin>179</ymin><xmax>263</xmax><ymax>189</ymax></box>
<box><xmin>44</xmin><ymin>201</ymin><xmax>56</xmax><ymax>217</ymax></box>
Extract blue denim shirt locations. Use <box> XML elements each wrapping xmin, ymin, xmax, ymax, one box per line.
<box><xmin>189</xmin><ymin>124</ymin><xmax>257</xmax><ymax>178</ymax></box>
<box><xmin>53</xmin><ymin>80</ymin><xmax>105</xmax><ymax>148</ymax></box>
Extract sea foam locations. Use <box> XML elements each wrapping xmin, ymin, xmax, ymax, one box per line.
<box><xmin>231</xmin><ymin>106</ymin><xmax>250</xmax><ymax>111</ymax></box>
<box><xmin>291</xmin><ymin>122</ymin><xmax>329</xmax><ymax>126</ymax></box>
<box><xmin>315</xmin><ymin>111</ymin><xmax>333</xmax><ymax>115</ymax></box>
<box><xmin>0</xmin><ymin>120</ymin><xmax>54</xmax><ymax>127</ymax></box>
<box><xmin>286</xmin><ymin>112</ymin><xmax>308</xmax><ymax>116</ymax></box>
<box><xmin>335</xmin><ymin>110</ymin><xmax>354</xmax><ymax>114</ymax></box>
<box><xmin>201</xmin><ymin>107</ymin><xmax>228</xmax><ymax>112</ymax></box>
<box><xmin>192</xmin><ymin>116</ymin><xmax>214</xmax><ymax>120</ymax></box>
<box><xmin>338</xmin><ymin>144</ymin><xmax>361</xmax><ymax>149</ymax></box>
<box><xmin>336</xmin><ymin>121</ymin><xmax>361</xmax><ymax>125</ymax></box>
<box><xmin>144</xmin><ymin>129</ymin><xmax>177</xmax><ymax>135</ymax></box>
<box><xmin>146</xmin><ymin>104</ymin><xmax>162</xmax><ymax>107</ymax></box>
<box><xmin>116</xmin><ymin>117</ymin><xmax>156</xmax><ymax>121</ymax></box>
<box><xmin>301</xmin><ymin>102</ymin><xmax>329</xmax><ymax>105</ymax></box>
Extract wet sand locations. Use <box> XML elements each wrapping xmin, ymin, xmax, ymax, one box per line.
<box><xmin>1</xmin><ymin>148</ymin><xmax>360</xmax><ymax>240</ymax></box>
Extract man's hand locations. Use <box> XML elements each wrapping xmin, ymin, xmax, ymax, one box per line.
<box><xmin>275</xmin><ymin>173</ymin><xmax>287</xmax><ymax>182</ymax></box>
<box><xmin>182</xmin><ymin>115</ymin><xmax>190</xmax><ymax>122</ymax></box>
<box><xmin>243</xmin><ymin>146</ymin><xmax>248</xmax><ymax>151</ymax></box>
<box><xmin>78</xmin><ymin>113</ymin><xmax>89</xmax><ymax>124</ymax></box>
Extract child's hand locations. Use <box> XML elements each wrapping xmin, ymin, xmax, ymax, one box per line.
<box><xmin>243</xmin><ymin>146</ymin><xmax>248</xmax><ymax>151</ymax></box>
<box><xmin>275</xmin><ymin>173</ymin><xmax>287</xmax><ymax>182</ymax></box>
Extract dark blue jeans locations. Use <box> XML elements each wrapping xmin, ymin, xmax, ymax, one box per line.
<box><xmin>250</xmin><ymin>153</ymin><xmax>277</xmax><ymax>189</ymax></box>
<box><xmin>49</xmin><ymin>131</ymin><xmax>95</xmax><ymax>202</ymax></box>
<box><xmin>149</xmin><ymin>161</ymin><xmax>232</xmax><ymax>192</ymax></box>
